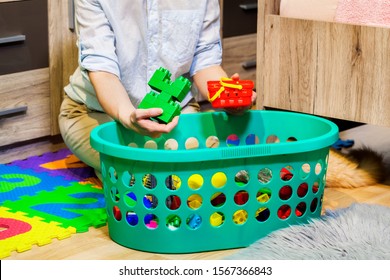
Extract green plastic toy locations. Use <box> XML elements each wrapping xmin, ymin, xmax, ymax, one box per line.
<box><xmin>138</xmin><ymin>67</ymin><xmax>192</xmax><ymax>123</ymax></box>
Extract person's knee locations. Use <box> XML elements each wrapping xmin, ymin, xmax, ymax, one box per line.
<box><xmin>182</xmin><ymin>100</ymin><xmax>201</xmax><ymax>114</ymax></box>
<box><xmin>58</xmin><ymin>99</ymin><xmax>103</xmax><ymax>171</ymax></box>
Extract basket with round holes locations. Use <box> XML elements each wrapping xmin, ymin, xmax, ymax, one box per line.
<box><xmin>90</xmin><ymin>110</ymin><xmax>338</xmax><ymax>253</ymax></box>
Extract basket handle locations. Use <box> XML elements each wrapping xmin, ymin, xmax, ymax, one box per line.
<box><xmin>208</xmin><ymin>77</ymin><xmax>243</xmax><ymax>102</ymax></box>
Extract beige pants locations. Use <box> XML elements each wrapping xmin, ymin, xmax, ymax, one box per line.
<box><xmin>58</xmin><ymin>94</ymin><xmax>200</xmax><ymax>172</ymax></box>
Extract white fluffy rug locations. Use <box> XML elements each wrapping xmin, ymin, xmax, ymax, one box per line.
<box><xmin>227</xmin><ymin>203</ymin><xmax>390</xmax><ymax>260</ymax></box>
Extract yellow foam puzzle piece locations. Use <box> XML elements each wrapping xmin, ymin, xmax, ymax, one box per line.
<box><xmin>0</xmin><ymin>206</ymin><xmax>76</xmax><ymax>259</ymax></box>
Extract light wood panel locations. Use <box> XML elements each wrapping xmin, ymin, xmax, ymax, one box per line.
<box><xmin>48</xmin><ymin>0</ymin><xmax>78</xmax><ymax>135</ymax></box>
<box><xmin>5</xmin><ymin>225</ymin><xmax>239</xmax><ymax>260</ymax></box>
<box><xmin>256</xmin><ymin>0</ymin><xmax>390</xmax><ymax>126</ymax></box>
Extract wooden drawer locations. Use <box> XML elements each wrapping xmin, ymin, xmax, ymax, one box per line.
<box><xmin>0</xmin><ymin>0</ymin><xmax>48</xmax><ymax>75</ymax></box>
<box><xmin>0</xmin><ymin>68</ymin><xmax>50</xmax><ymax>146</ymax></box>
<box><xmin>222</xmin><ymin>33</ymin><xmax>257</xmax><ymax>83</ymax></box>
<box><xmin>222</xmin><ymin>0</ymin><xmax>257</xmax><ymax>38</ymax></box>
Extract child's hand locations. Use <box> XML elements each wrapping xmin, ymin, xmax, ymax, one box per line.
<box><xmin>223</xmin><ymin>73</ymin><xmax>257</xmax><ymax>115</ymax></box>
<box><xmin>122</xmin><ymin>108</ymin><xmax>179</xmax><ymax>138</ymax></box>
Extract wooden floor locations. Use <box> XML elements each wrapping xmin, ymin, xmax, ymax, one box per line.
<box><xmin>1</xmin><ymin>136</ymin><xmax>390</xmax><ymax>260</ymax></box>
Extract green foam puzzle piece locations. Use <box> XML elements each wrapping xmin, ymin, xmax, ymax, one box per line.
<box><xmin>3</xmin><ymin>182</ymin><xmax>107</xmax><ymax>233</ymax></box>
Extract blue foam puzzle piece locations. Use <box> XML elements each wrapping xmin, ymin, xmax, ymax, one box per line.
<box><xmin>0</xmin><ymin>164</ymin><xmax>70</xmax><ymax>204</ymax></box>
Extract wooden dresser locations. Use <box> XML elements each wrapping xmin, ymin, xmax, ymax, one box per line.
<box><xmin>0</xmin><ymin>0</ymin><xmax>77</xmax><ymax>147</ymax></box>
<box><xmin>0</xmin><ymin>0</ymin><xmax>50</xmax><ymax>146</ymax></box>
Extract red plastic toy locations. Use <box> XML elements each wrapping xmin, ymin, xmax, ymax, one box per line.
<box><xmin>207</xmin><ymin>77</ymin><xmax>254</xmax><ymax>108</ymax></box>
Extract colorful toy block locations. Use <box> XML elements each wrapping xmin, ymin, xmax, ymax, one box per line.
<box><xmin>187</xmin><ymin>214</ymin><xmax>201</xmax><ymax>229</ymax></box>
<box><xmin>234</xmin><ymin>191</ymin><xmax>249</xmax><ymax>205</ymax></box>
<box><xmin>257</xmin><ymin>193</ymin><xmax>270</xmax><ymax>203</ymax></box>
<box><xmin>126</xmin><ymin>212</ymin><xmax>139</xmax><ymax>226</ymax></box>
<box><xmin>233</xmin><ymin>209</ymin><xmax>248</xmax><ymax>224</ymax></box>
<box><xmin>210</xmin><ymin>212</ymin><xmax>224</xmax><ymax>227</ymax></box>
<box><xmin>187</xmin><ymin>196</ymin><xmax>202</xmax><ymax>209</ymax></box>
<box><xmin>138</xmin><ymin>67</ymin><xmax>192</xmax><ymax>123</ymax></box>
<box><xmin>207</xmin><ymin>77</ymin><xmax>254</xmax><ymax>108</ymax></box>
<box><xmin>166</xmin><ymin>215</ymin><xmax>181</xmax><ymax>229</ymax></box>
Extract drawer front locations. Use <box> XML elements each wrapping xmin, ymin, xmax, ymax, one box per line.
<box><xmin>0</xmin><ymin>68</ymin><xmax>50</xmax><ymax>146</ymax></box>
<box><xmin>222</xmin><ymin>0</ymin><xmax>257</xmax><ymax>37</ymax></box>
<box><xmin>0</xmin><ymin>0</ymin><xmax>48</xmax><ymax>75</ymax></box>
<box><xmin>222</xmin><ymin>33</ymin><xmax>257</xmax><ymax>82</ymax></box>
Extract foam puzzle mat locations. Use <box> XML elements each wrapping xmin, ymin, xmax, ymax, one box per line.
<box><xmin>0</xmin><ymin>148</ymin><xmax>107</xmax><ymax>259</ymax></box>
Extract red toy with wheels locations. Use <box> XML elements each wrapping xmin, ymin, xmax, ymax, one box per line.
<box><xmin>207</xmin><ymin>77</ymin><xmax>254</xmax><ymax>108</ymax></box>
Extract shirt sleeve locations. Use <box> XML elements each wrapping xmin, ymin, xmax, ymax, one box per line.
<box><xmin>190</xmin><ymin>0</ymin><xmax>223</xmax><ymax>76</ymax></box>
<box><xmin>76</xmin><ymin>0</ymin><xmax>120</xmax><ymax>78</ymax></box>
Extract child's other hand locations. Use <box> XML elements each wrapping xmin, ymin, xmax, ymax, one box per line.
<box><xmin>223</xmin><ymin>73</ymin><xmax>257</xmax><ymax>115</ymax></box>
<box><xmin>122</xmin><ymin>108</ymin><xmax>179</xmax><ymax>138</ymax></box>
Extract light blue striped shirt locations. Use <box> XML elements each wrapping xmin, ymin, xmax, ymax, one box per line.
<box><xmin>65</xmin><ymin>0</ymin><xmax>222</xmax><ymax>112</ymax></box>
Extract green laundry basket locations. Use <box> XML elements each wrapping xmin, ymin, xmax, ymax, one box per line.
<box><xmin>90</xmin><ymin>110</ymin><xmax>338</xmax><ymax>253</ymax></box>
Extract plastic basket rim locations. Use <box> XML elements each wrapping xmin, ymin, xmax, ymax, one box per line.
<box><xmin>90</xmin><ymin>110</ymin><xmax>339</xmax><ymax>163</ymax></box>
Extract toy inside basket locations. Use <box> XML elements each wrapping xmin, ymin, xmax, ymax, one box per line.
<box><xmin>91</xmin><ymin>110</ymin><xmax>338</xmax><ymax>253</ymax></box>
